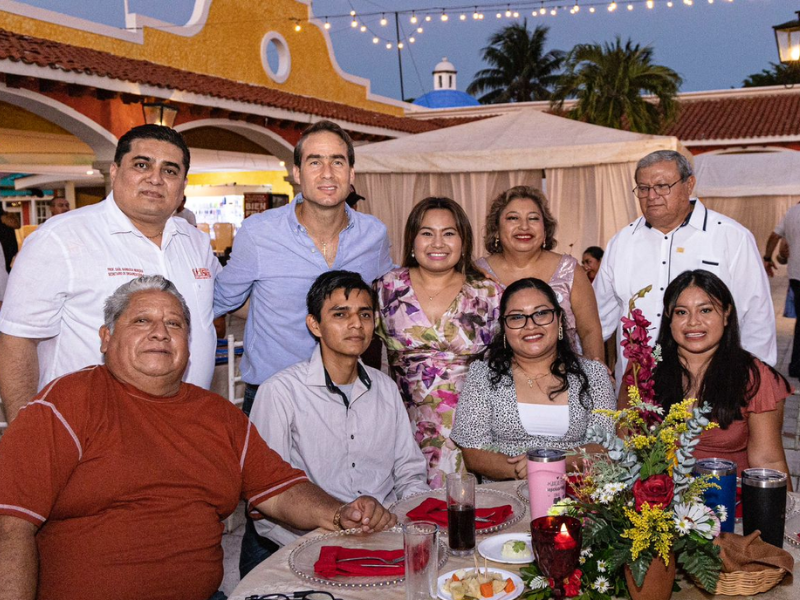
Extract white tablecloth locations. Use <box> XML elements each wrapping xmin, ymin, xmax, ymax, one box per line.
<box><xmin>230</xmin><ymin>481</ymin><xmax>800</xmax><ymax>599</ymax></box>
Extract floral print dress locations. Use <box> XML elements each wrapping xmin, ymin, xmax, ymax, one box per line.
<box><xmin>375</xmin><ymin>267</ymin><xmax>502</xmax><ymax>487</ymax></box>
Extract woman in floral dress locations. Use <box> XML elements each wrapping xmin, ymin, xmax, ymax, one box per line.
<box><xmin>375</xmin><ymin>197</ymin><xmax>502</xmax><ymax>487</ymax></box>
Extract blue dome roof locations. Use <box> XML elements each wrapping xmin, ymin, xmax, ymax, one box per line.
<box><xmin>412</xmin><ymin>90</ymin><xmax>480</xmax><ymax>109</ymax></box>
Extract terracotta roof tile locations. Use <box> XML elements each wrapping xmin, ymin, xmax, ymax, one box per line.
<box><xmin>667</xmin><ymin>93</ymin><xmax>800</xmax><ymax>141</ymax></box>
<box><xmin>0</xmin><ymin>28</ymin><xmax>438</xmax><ymax>135</ymax></box>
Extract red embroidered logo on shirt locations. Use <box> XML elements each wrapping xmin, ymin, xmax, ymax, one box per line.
<box><xmin>107</xmin><ymin>267</ymin><xmax>145</xmax><ymax>277</ymax></box>
<box><xmin>193</xmin><ymin>268</ymin><xmax>212</xmax><ymax>280</ymax></box>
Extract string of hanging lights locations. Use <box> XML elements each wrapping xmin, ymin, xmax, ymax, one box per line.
<box><xmin>298</xmin><ymin>0</ymin><xmax>735</xmax><ymax>48</ymax></box>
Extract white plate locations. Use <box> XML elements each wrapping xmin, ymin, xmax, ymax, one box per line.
<box><xmin>478</xmin><ymin>533</ymin><xmax>534</xmax><ymax>565</ymax></box>
<box><xmin>437</xmin><ymin>568</ymin><xmax>524</xmax><ymax>600</ymax></box>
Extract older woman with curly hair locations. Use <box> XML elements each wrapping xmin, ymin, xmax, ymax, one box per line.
<box><xmin>476</xmin><ymin>186</ymin><xmax>604</xmax><ymax>361</ymax></box>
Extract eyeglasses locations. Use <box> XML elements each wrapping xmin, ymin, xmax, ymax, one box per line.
<box><xmin>504</xmin><ymin>309</ymin><xmax>556</xmax><ymax>329</ymax></box>
<box><xmin>245</xmin><ymin>593</ymin><xmax>340</xmax><ymax>600</ymax></box>
<box><xmin>632</xmin><ymin>178</ymin><xmax>684</xmax><ymax>199</ymax></box>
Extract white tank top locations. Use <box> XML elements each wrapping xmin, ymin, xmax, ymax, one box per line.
<box><xmin>517</xmin><ymin>403</ymin><xmax>570</xmax><ymax>437</ymax></box>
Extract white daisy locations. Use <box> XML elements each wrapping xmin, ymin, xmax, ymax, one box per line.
<box><xmin>673</xmin><ymin>503</ymin><xmax>722</xmax><ymax>539</ymax></box>
<box><xmin>596</xmin><ymin>560</ymin><xmax>607</xmax><ymax>573</ymax></box>
<box><xmin>593</xmin><ymin>576</ymin><xmax>611</xmax><ymax>593</ymax></box>
<box><xmin>716</xmin><ymin>504</ymin><xmax>728</xmax><ymax>523</ymax></box>
<box><xmin>581</xmin><ymin>548</ymin><xmax>593</xmax><ymax>558</ymax></box>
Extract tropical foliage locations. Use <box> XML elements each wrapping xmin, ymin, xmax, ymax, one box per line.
<box><xmin>551</xmin><ymin>37</ymin><xmax>682</xmax><ymax>134</ymax></box>
<box><xmin>743</xmin><ymin>62</ymin><xmax>800</xmax><ymax>87</ymax></box>
<box><xmin>467</xmin><ymin>21</ymin><xmax>564</xmax><ymax>104</ymax></box>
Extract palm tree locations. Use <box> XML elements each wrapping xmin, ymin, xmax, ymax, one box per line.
<box><xmin>551</xmin><ymin>37</ymin><xmax>682</xmax><ymax>134</ymax></box>
<box><xmin>467</xmin><ymin>21</ymin><xmax>564</xmax><ymax>104</ymax></box>
<box><xmin>743</xmin><ymin>62</ymin><xmax>800</xmax><ymax>87</ymax></box>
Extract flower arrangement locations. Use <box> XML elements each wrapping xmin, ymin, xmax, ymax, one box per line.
<box><xmin>521</xmin><ymin>289</ymin><xmax>723</xmax><ymax>599</ymax></box>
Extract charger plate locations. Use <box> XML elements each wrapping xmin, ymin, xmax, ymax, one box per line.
<box><xmin>288</xmin><ymin>526</ymin><xmax>449</xmax><ymax>588</ymax></box>
<box><xmin>389</xmin><ymin>487</ymin><xmax>526</xmax><ymax>535</ymax></box>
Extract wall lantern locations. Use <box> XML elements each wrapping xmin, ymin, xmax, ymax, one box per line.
<box><xmin>774</xmin><ymin>11</ymin><xmax>800</xmax><ymax>63</ymax></box>
<box><xmin>142</xmin><ymin>101</ymin><xmax>179</xmax><ymax>127</ymax></box>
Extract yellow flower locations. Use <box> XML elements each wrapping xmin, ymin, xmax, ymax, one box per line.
<box><xmin>663</xmin><ymin>398</ymin><xmax>693</xmax><ymax>426</ymax></box>
<box><xmin>625</xmin><ymin>434</ymin><xmax>655</xmax><ymax>450</ymax></box>
<box><xmin>621</xmin><ymin>503</ymin><xmax>674</xmax><ymax>563</ymax></box>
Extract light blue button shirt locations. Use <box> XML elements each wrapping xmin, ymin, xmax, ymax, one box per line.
<box><xmin>213</xmin><ymin>195</ymin><xmax>393</xmax><ymax>385</ymax></box>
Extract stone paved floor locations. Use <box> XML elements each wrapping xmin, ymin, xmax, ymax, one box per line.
<box><xmin>218</xmin><ymin>273</ymin><xmax>800</xmax><ymax>595</ymax></box>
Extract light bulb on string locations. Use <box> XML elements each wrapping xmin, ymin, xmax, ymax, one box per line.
<box><xmin>409</xmin><ymin>36</ymin><xmax>416</xmax><ymax>43</ymax></box>
<box><xmin>372</xmin><ymin>37</ymin><xmax>379</xmax><ymax>43</ymax></box>
<box><xmin>386</xmin><ymin>42</ymin><xmax>392</xmax><ymax>49</ymax></box>
<box><xmin>505</xmin><ymin>9</ymin><xmax>512</xmax><ymax>18</ymax></box>
<box><xmin>496</xmin><ymin>12</ymin><xmax>502</xmax><ymax>18</ymax></box>
<box><xmin>589</xmin><ymin>6</ymin><xmax>595</xmax><ymax>11</ymax></box>
<box><xmin>647</xmin><ymin>0</ymin><xmax>654</xmax><ymax>7</ymax></box>
<box><xmin>294</xmin><ymin>23</ymin><xmax>301</xmax><ymax>32</ymax></box>
<box><xmin>608</xmin><ymin>2</ymin><xmax>617</xmax><ymax>11</ymax></box>
<box><xmin>532</xmin><ymin>11</ymin><xmax>538</xmax><ymax>17</ymax></box>
<box><xmin>441</xmin><ymin>11</ymin><xmax>449</xmax><ymax>21</ymax></box>
<box><xmin>360</xmin><ymin>25</ymin><xmax>366</xmax><ymax>32</ymax></box>
<box><xmin>550</xmin><ymin>8</ymin><xmax>557</xmax><ymax>15</ymax></box>
<box><xmin>398</xmin><ymin>42</ymin><xmax>404</xmax><ymax>49</ymax></box>
<box><xmin>417</xmin><ymin>26</ymin><xmax>424</xmax><ymax>33</ymax></box>
<box><xmin>410</xmin><ymin>13</ymin><xmax>418</xmax><ymax>24</ymax></box>
<box><xmin>323</xmin><ymin>19</ymin><xmax>330</xmax><ymax>30</ymax></box>
<box><xmin>708</xmin><ymin>0</ymin><xmax>714</xmax><ymax>3</ymax></box>
<box><xmin>460</xmin><ymin>14</ymin><xmax>467</xmax><ymax>21</ymax></box>
<box><xmin>667</xmin><ymin>1</ymin><xmax>673</xmax><ymax>5</ymax></box>
<box><xmin>351</xmin><ymin>19</ymin><xmax>358</xmax><ymax>28</ymax></box>
<box><xmin>473</xmin><ymin>8</ymin><xmax>480</xmax><ymax>19</ymax></box>
<box><xmin>513</xmin><ymin>11</ymin><xmax>520</xmax><ymax>18</ymax></box>
<box><xmin>425</xmin><ymin>15</ymin><xmax>431</xmax><ymax>22</ymax></box>
<box><xmin>627</xmin><ymin>3</ymin><xmax>633</xmax><ymax>9</ymax></box>
<box><xmin>350</xmin><ymin>10</ymin><xmax>356</xmax><ymax>16</ymax></box>
<box><xmin>573</xmin><ymin>1</ymin><xmax>580</xmax><ymax>13</ymax></box>
<box><xmin>380</xmin><ymin>14</ymin><xmax>387</xmax><ymax>26</ymax></box>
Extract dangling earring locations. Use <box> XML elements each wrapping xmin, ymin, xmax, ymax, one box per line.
<box><xmin>411</xmin><ymin>250</ymin><xmax>415</xmax><ymax>258</ymax></box>
<box><xmin>558</xmin><ymin>324</ymin><xmax>563</xmax><ymax>340</ymax></box>
<box><xmin>494</xmin><ymin>236</ymin><xmax>501</xmax><ymax>252</ymax></box>
<box><xmin>542</xmin><ymin>242</ymin><xmax>546</xmax><ymax>249</ymax></box>
<box><xmin>503</xmin><ymin>335</ymin><xmax>507</xmax><ymax>349</ymax></box>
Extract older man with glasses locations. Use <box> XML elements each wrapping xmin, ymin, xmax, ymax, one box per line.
<box><xmin>593</xmin><ymin>150</ymin><xmax>776</xmax><ymax>385</ymax></box>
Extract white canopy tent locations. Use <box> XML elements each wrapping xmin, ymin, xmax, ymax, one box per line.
<box><xmin>695</xmin><ymin>151</ymin><xmax>800</xmax><ymax>251</ymax></box>
<box><xmin>355</xmin><ymin>108</ymin><xmax>686</xmax><ymax>262</ymax></box>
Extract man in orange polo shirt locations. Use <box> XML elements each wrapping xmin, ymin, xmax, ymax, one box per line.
<box><xmin>0</xmin><ymin>275</ymin><xmax>395</xmax><ymax>600</ymax></box>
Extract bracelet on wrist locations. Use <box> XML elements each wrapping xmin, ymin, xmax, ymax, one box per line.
<box><xmin>332</xmin><ymin>503</ymin><xmax>348</xmax><ymax>530</ymax></box>
<box><xmin>763</xmin><ymin>256</ymin><xmax>774</xmax><ymax>263</ymax></box>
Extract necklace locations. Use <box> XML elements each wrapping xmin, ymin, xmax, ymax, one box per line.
<box><xmin>144</xmin><ymin>230</ymin><xmax>163</xmax><ymax>240</ymax></box>
<box><xmin>514</xmin><ymin>363</ymin><xmax>550</xmax><ymax>390</ymax></box>
<box><xmin>414</xmin><ymin>273</ymin><xmax>462</xmax><ymax>302</ymax></box>
<box><xmin>299</xmin><ymin>211</ymin><xmax>346</xmax><ymax>262</ymax></box>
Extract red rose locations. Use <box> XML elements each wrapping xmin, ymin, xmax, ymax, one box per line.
<box><xmin>549</xmin><ymin>569</ymin><xmax>582</xmax><ymax>597</ymax></box>
<box><xmin>632</xmin><ymin>475</ymin><xmax>674</xmax><ymax>511</ymax></box>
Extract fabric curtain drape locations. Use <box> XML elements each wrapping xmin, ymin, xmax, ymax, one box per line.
<box><xmin>545</xmin><ymin>162</ymin><xmax>639</xmax><ymax>255</ymax></box>
<box><xmin>355</xmin><ymin>170</ymin><xmax>543</xmax><ymax>264</ymax></box>
<box><xmin>701</xmin><ymin>195</ymin><xmax>800</xmax><ymax>252</ymax></box>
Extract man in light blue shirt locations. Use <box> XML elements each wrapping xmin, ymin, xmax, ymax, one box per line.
<box><xmin>213</xmin><ymin>121</ymin><xmax>393</xmax><ymax>414</ymax></box>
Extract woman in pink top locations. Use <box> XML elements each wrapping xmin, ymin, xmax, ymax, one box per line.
<box><xmin>476</xmin><ymin>186</ymin><xmax>604</xmax><ymax>362</ymax></box>
<box><xmin>653</xmin><ymin>269</ymin><xmax>792</xmax><ymax>484</ymax></box>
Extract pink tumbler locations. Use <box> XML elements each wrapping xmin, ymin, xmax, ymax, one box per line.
<box><xmin>527</xmin><ymin>448</ymin><xmax>566</xmax><ymax>520</ymax></box>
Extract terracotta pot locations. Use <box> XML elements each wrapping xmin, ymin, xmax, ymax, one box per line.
<box><xmin>624</xmin><ymin>553</ymin><xmax>677</xmax><ymax>600</ymax></box>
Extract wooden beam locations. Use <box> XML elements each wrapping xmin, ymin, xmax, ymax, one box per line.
<box><xmin>67</xmin><ymin>83</ymin><xmax>89</xmax><ymax>97</ymax></box>
<box><xmin>95</xmin><ymin>89</ymin><xmax>118</xmax><ymax>101</ymax></box>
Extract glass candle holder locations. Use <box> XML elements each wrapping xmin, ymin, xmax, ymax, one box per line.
<box><xmin>530</xmin><ymin>516</ymin><xmax>582</xmax><ymax>598</ymax></box>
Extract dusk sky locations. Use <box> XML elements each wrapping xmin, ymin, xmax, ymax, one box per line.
<box><xmin>18</xmin><ymin>0</ymin><xmax>797</xmax><ymax>101</ymax></box>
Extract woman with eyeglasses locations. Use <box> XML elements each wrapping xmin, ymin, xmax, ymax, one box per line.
<box><xmin>375</xmin><ymin>197</ymin><xmax>502</xmax><ymax>488</ymax></box>
<box><xmin>450</xmin><ymin>278</ymin><xmax>615</xmax><ymax>479</ymax></box>
<box><xmin>476</xmin><ymin>186</ymin><xmax>604</xmax><ymax>363</ymax></box>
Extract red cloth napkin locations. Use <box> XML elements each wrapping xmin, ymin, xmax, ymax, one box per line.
<box><xmin>406</xmin><ymin>498</ymin><xmax>512</xmax><ymax>529</ymax></box>
<box><xmin>313</xmin><ymin>546</ymin><xmax>404</xmax><ymax>578</ymax></box>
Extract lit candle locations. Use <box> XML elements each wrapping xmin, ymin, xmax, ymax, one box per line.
<box><xmin>554</xmin><ymin>523</ymin><xmax>577</xmax><ymax>550</ymax></box>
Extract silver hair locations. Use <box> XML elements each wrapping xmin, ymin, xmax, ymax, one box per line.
<box><xmin>103</xmin><ymin>275</ymin><xmax>191</xmax><ymax>333</ymax></box>
<box><xmin>635</xmin><ymin>150</ymin><xmax>693</xmax><ymax>182</ymax></box>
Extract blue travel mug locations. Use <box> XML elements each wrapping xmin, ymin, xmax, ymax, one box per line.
<box><xmin>694</xmin><ymin>458</ymin><xmax>737</xmax><ymax>533</ymax></box>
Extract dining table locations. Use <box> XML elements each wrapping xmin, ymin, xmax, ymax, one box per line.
<box><xmin>230</xmin><ymin>480</ymin><xmax>800</xmax><ymax>600</ymax></box>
